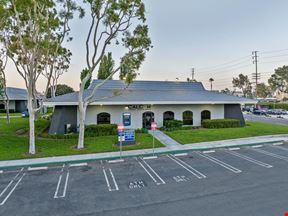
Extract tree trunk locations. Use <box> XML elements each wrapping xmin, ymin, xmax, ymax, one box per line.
<box><xmin>27</xmin><ymin>95</ymin><xmax>36</xmax><ymax>154</ymax></box>
<box><xmin>5</xmin><ymin>100</ymin><xmax>10</xmax><ymax>124</ymax></box>
<box><xmin>77</xmin><ymin>101</ymin><xmax>86</xmax><ymax>149</ymax></box>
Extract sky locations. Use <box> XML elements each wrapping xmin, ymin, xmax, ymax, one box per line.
<box><xmin>5</xmin><ymin>0</ymin><xmax>288</xmax><ymax>91</ymax></box>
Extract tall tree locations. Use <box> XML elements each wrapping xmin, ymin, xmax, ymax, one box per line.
<box><xmin>97</xmin><ymin>52</ymin><xmax>114</xmax><ymax>80</ymax></box>
<box><xmin>47</xmin><ymin>84</ymin><xmax>74</xmax><ymax>98</ymax></box>
<box><xmin>1</xmin><ymin>0</ymin><xmax>81</xmax><ymax>154</ymax></box>
<box><xmin>268</xmin><ymin>65</ymin><xmax>288</xmax><ymax>94</ymax></box>
<box><xmin>256</xmin><ymin>83</ymin><xmax>271</xmax><ymax>98</ymax></box>
<box><xmin>209</xmin><ymin>78</ymin><xmax>214</xmax><ymax>91</ymax></box>
<box><xmin>80</xmin><ymin>68</ymin><xmax>91</xmax><ymax>89</ymax></box>
<box><xmin>77</xmin><ymin>0</ymin><xmax>152</xmax><ymax>149</ymax></box>
<box><xmin>232</xmin><ymin>74</ymin><xmax>253</xmax><ymax>98</ymax></box>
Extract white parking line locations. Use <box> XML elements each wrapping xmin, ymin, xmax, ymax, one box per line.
<box><xmin>28</xmin><ymin>166</ymin><xmax>48</xmax><ymax>171</ymax></box>
<box><xmin>0</xmin><ymin>168</ymin><xmax>25</xmax><ymax>206</ymax></box>
<box><xmin>137</xmin><ymin>158</ymin><xmax>166</xmax><ymax>185</ymax></box>
<box><xmin>252</xmin><ymin>145</ymin><xmax>263</xmax><ymax>148</ymax></box>
<box><xmin>54</xmin><ymin>165</ymin><xmax>70</xmax><ymax>199</ymax></box>
<box><xmin>102</xmin><ymin>167</ymin><xmax>119</xmax><ymax>191</ymax></box>
<box><xmin>253</xmin><ymin>149</ymin><xmax>288</xmax><ymax>162</ymax></box>
<box><xmin>272</xmin><ymin>142</ymin><xmax>283</xmax><ymax>146</ymax></box>
<box><xmin>202</xmin><ymin>150</ymin><xmax>215</xmax><ymax>154</ymax></box>
<box><xmin>108</xmin><ymin>159</ymin><xmax>124</xmax><ymax>164</ymax></box>
<box><xmin>272</xmin><ymin>145</ymin><xmax>288</xmax><ymax>152</ymax></box>
<box><xmin>228</xmin><ymin>147</ymin><xmax>240</xmax><ymax>151</ymax></box>
<box><xmin>167</xmin><ymin>155</ymin><xmax>206</xmax><ymax>179</ymax></box>
<box><xmin>226</xmin><ymin>150</ymin><xmax>273</xmax><ymax>168</ymax></box>
<box><xmin>143</xmin><ymin>156</ymin><xmax>158</xmax><ymax>160</ymax></box>
<box><xmin>69</xmin><ymin>163</ymin><xmax>88</xmax><ymax>167</ymax></box>
<box><xmin>198</xmin><ymin>153</ymin><xmax>242</xmax><ymax>173</ymax></box>
<box><xmin>174</xmin><ymin>153</ymin><xmax>188</xmax><ymax>157</ymax></box>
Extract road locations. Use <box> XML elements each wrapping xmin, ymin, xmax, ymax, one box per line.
<box><xmin>244</xmin><ymin>113</ymin><xmax>288</xmax><ymax>126</ymax></box>
<box><xmin>0</xmin><ymin>142</ymin><xmax>288</xmax><ymax>216</ymax></box>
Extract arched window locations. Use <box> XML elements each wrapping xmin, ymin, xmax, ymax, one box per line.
<box><xmin>201</xmin><ymin>110</ymin><xmax>211</xmax><ymax>122</ymax></box>
<box><xmin>97</xmin><ymin>112</ymin><xmax>111</xmax><ymax>124</ymax></box>
<box><xmin>163</xmin><ymin>111</ymin><xmax>174</xmax><ymax>123</ymax></box>
<box><xmin>183</xmin><ymin>111</ymin><xmax>193</xmax><ymax>125</ymax></box>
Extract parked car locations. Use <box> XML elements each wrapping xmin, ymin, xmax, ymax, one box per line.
<box><xmin>253</xmin><ymin>109</ymin><xmax>267</xmax><ymax>115</ymax></box>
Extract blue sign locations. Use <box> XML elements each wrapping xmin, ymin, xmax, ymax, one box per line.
<box><xmin>118</xmin><ymin>129</ymin><xmax>135</xmax><ymax>145</ymax></box>
<box><xmin>124</xmin><ymin>130</ymin><xmax>135</xmax><ymax>141</ymax></box>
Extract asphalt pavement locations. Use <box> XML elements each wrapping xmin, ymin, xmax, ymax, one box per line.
<box><xmin>0</xmin><ymin>142</ymin><xmax>288</xmax><ymax>216</ymax></box>
<box><xmin>244</xmin><ymin>113</ymin><xmax>288</xmax><ymax>126</ymax></box>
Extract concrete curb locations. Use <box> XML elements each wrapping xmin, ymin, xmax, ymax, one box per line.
<box><xmin>0</xmin><ymin>139</ymin><xmax>286</xmax><ymax>170</ymax></box>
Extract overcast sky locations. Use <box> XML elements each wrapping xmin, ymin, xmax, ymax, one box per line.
<box><xmin>5</xmin><ymin>0</ymin><xmax>288</xmax><ymax>91</ymax></box>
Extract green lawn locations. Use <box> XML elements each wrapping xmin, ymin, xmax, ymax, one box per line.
<box><xmin>165</xmin><ymin>121</ymin><xmax>288</xmax><ymax>144</ymax></box>
<box><xmin>0</xmin><ymin>118</ymin><xmax>163</xmax><ymax>161</ymax></box>
<box><xmin>0</xmin><ymin>113</ymin><xmax>22</xmax><ymax>117</ymax></box>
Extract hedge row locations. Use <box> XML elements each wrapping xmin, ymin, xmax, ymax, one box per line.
<box><xmin>202</xmin><ymin>119</ymin><xmax>241</xmax><ymax>129</ymax></box>
<box><xmin>164</xmin><ymin>120</ymin><xmax>183</xmax><ymax>131</ymax></box>
<box><xmin>85</xmin><ymin>124</ymin><xmax>118</xmax><ymax>137</ymax></box>
<box><xmin>0</xmin><ymin>109</ymin><xmax>15</xmax><ymax>113</ymax></box>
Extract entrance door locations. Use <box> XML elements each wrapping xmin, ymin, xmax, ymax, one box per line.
<box><xmin>142</xmin><ymin>112</ymin><xmax>155</xmax><ymax>129</ymax></box>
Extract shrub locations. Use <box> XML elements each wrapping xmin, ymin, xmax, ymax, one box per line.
<box><xmin>0</xmin><ymin>109</ymin><xmax>15</xmax><ymax>113</ymax></box>
<box><xmin>135</xmin><ymin>128</ymin><xmax>148</xmax><ymax>134</ymax></box>
<box><xmin>202</xmin><ymin>119</ymin><xmax>241</xmax><ymax>129</ymax></box>
<box><xmin>85</xmin><ymin>124</ymin><xmax>117</xmax><ymax>137</ymax></box>
<box><xmin>164</xmin><ymin>120</ymin><xmax>183</xmax><ymax>131</ymax></box>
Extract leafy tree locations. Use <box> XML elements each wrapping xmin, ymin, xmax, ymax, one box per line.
<box><xmin>1</xmin><ymin>0</ymin><xmax>80</xmax><ymax>154</ymax></box>
<box><xmin>221</xmin><ymin>88</ymin><xmax>232</xmax><ymax>95</ymax></box>
<box><xmin>81</xmin><ymin>68</ymin><xmax>92</xmax><ymax>89</ymax></box>
<box><xmin>47</xmin><ymin>84</ymin><xmax>74</xmax><ymax>98</ymax></box>
<box><xmin>98</xmin><ymin>52</ymin><xmax>114</xmax><ymax>80</ymax></box>
<box><xmin>77</xmin><ymin>0</ymin><xmax>152</xmax><ymax>149</ymax></box>
<box><xmin>256</xmin><ymin>83</ymin><xmax>271</xmax><ymax>98</ymax></box>
<box><xmin>232</xmin><ymin>74</ymin><xmax>253</xmax><ymax>98</ymax></box>
<box><xmin>268</xmin><ymin>65</ymin><xmax>288</xmax><ymax>94</ymax></box>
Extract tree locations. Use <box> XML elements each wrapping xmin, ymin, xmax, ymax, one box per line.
<box><xmin>80</xmin><ymin>68</ymin><xmax>91</xmax><ymax>89</ymax></box>
<box><xmin>98</xmin><ymin>52</ymin><xmax>114</xmax><ymax>80</ymax></box>
<box><xmin>209</xmin><ymin>78</ymin><xmax>214</xmax><ymax>91</ymax></box>
<box><xmin>77</xmin><ymin>0</ymin><xmax>152</xmax><ymax>149</ymax></box>
<box><xmin>232</xmin><ymin>74</ymin><xmax>253</xmax><ymax>98</ymax></box>
<box><xmin>268</xmin><ymin>65</ymin><xmax>288</xmax><ymax>94</ymax></box>
<box><xmin>43</xmin><ymin>49</ymin><xmax>72</xmax><ymax>98</ymax></box>
<box><xmin>221</xmin><ymin>88</ymin><xmax>232</xmax><ymax>95</ymax></box>
<box><xmin>256</xmin><ymin>83</ymin><xmax>271</xmax><ymax>98</ymax></box>
<box><xmin>1</xmin><ymin>0</ymin><xmax>81</xmax><ymax>154</ymax></box>
<box><xmin>47</xmin><ymin>84</ymin><xmax>74</xmax><ymax>98</ymax></box>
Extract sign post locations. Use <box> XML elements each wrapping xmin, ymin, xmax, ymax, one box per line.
<box><xmin>117</xmin><ymin>124</ymin><xmax>125</xmax><ymax>159</ymax></box>
<box><xmin>151</xmin><ymin>122</ymin><xmax>157</xmax><ymax>156</ymax></box>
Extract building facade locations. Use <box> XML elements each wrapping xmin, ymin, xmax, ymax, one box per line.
<box><xmin>46</xmin><ymin>80</ymin><xmax>255</xmax><ymax>135</ymax></box>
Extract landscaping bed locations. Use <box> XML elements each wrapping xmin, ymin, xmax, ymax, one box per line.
<box><xmin>165</xmin><ymin>121</ymin><xmax>288</xmax><ymax>144</ymax></box>
<box><xmin>0</xmin><ymin>118</ymin><xmax>163</xmax><ymax>161</ymax></box>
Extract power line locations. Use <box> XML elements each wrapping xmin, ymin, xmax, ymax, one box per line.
<box><xmin>260</xmin><ymin>48</ymin><xmax>288</xmax><ymax>55</ymax></box>
<box><xmin>196</xmin><ymin>55</ymin><xmax>251</xmax><ymax>70</ymax></box>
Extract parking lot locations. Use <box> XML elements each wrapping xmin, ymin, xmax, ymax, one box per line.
<box><xmin>0</xmin><ymin>142</ymin><xmax>288</xmax><ymax>216</ymax></box>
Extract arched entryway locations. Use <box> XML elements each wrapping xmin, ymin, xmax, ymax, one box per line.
<box><xmin>183</xmin><ymin>111</ymin><xmax>193</xmax><ymax>125</ymax></box>
<box><xmin>143</xmin><ymin>111</ymin><xmax>155</xmax><ymax>129</ymax></box>
<box><xmin>97</xmin><ymin>112</ymin><xmax>111</xmax><ymax>124</ymax></box>
<box><xmin>201</xmin><ymin>110</ymin><xmax>211</xmax><ymax>122</ymax></box>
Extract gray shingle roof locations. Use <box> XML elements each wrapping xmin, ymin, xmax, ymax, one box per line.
<box><xmin>46</xmin><ymin>80</ymin><xmax>256</xmax><ymax>105</ymax></box>
<box><xmin>0</xmin><ymin>87</ymin><xmax>27</xmax><ymax>101</ymax></box>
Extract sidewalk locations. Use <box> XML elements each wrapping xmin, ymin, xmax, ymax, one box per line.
<box><xmin>148</xmin><ymin>130</ymin><xmax>181</xmax><ymax>149</ymax></box>
<box><xmin>0</xmin><ymin>134</ymin><xmax>287</xmax><ymax>169</ymax></box>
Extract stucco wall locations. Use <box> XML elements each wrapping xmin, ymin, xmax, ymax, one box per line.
<box><xmin>82</xmin><ymin>104</ymin><xmax>225</xmax><ymax>128</ymax></box>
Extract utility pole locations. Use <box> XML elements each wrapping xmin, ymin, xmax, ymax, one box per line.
<box><xmin>252</xmin><ymin>51</ymin><xmax>260</xmax><ymax>98</ymax></box>
<box><xmin>191</xmin><ymin>68</ymin><xmax>195</xmax><ymax>81</ymax></box>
